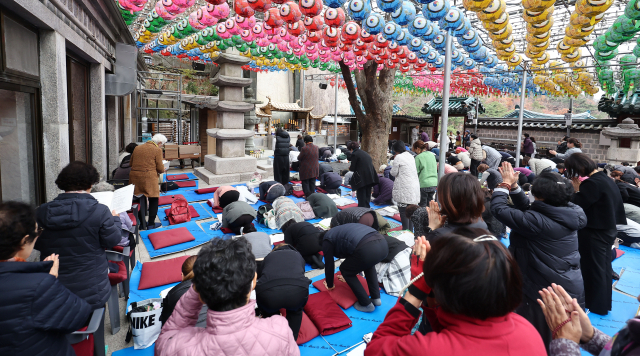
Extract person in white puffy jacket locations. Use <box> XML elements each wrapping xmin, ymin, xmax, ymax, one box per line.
<box><xmin>390</xmin><ymin>141</ymin><xmax>421</xmax><ymax>230</ymax></box>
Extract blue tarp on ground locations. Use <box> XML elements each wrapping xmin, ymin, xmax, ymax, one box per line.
<box><xmin>156</xmin><ymin>202</ymin><xmax>213</xmax><ymax>227</ymax></box>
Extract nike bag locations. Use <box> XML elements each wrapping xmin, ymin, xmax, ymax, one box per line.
<box><xmin>125</xmin><ymin>298</ymin><xmax>163</xmax><ymax>349</ymax></box>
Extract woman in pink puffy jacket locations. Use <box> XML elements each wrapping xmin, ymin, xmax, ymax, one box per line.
<box><xmin>155</xmin><ymin>237</ymin><xmax>299</xmax><ymax>356</ymax></box>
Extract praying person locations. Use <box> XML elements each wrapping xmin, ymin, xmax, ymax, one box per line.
<box><xmin>321</xmin><ymin>224</ymin><xmax>389</xmax><ymax>312</ymax></box>
<box><xmin>413</xmin><ymin>140</ymin><xmax>437</xmax><ymax>207</ymax></box>
<box><xmin>297</xmin><ymin>136</ymin><xmax>319</xmax><ymax>198</ymax></box>
<box><xmin>391</xmin><ymin>141</ymin><xmax>420</xmax><ymax>230</ymax></box>
<box><xmin>348</xmin><ymin>142</ymin><xmax>379</xmax><ymax>208</ymax></box>
<box><xmin>221</xmin><ymin>200</ymin><xmax>257</xmax><ymax>235</ymax></box>
<box><xmin>160</xmin><ymin>256</ymin><xmax>205</xmax><ymax>325</ymax></box>
<box><xmin>282</xmin><ymin>221</ymin><xmax>324</xmax><ymax>269</ymax></box>
<box><xmin>155</xmin><ymin>238</ymin><xmax>299</xmax><ymax>356</ymax></box>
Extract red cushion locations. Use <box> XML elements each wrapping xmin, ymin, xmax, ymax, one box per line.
<box><xmin>615</xmin><ymin>248</ymin><xmax>625</xmax><ymax>260</ymax></box>
<box><xmin>127</xmin><ymin>212</ymin><xmax>137</xmax><ymax>226</ymax></box>
<box><xmin>166</xmin><ymin>174</ymin><xmax>189</xmax><ymax>181</ymax></box>
<box><xmin>221</xmin><ymin>227</ymin><xmax>234</xmax><ymax>234</ymax></box>
<box><xmin>388</xmin><ymin>226</ymin><xmax>403</xmax><ymax>232</ymax></box>
<box><xmin>175</xmin><ymin>180</ymin><xmax>197</xmax><ymax>188</ymax></box>
<box><xmin>290</xmin><ymin>180</ymin><xmax>302</xmax><ymax>184</ymax></box>
<box><xmin>337</xmin><ymin>203</ymin><xmax>358</xmax><ymax>210</ymax></box>
<box><xmin>148</xmin><ymin>226</ymin><xmax>196</xmax><ymax>250</ymax></box>
<box><xmin>138</xmin><ymin>255</ymin><xmax>190</xmax><ymax>290</ymax></box>
<box><xmin>70</xmin><ymin>326</ymin><xmax>94</xmax><ymax>356</ymax></box>
<box><xmin>196</xmin><ymin>187</ymin><xmax>218</xmax><ymax>194</ymax></box>
<box><xmin>206</xmin><ymin>200</ymin><xmax>224</xmax><ymax>213</ymax></box>
<box><xmin>303</xmin><ymin>292</ymin><xmax>352</xmax><ymax>335</ymax></box>
<box><xmin>391</xmin><ymin>214</ymin><xmax>401</xmax><ymax>222</ymax></box>
<box><xmin>312</xmin><ymin>272</ymin><xmax>371</xmax><ymax>309</ymax></box>
<box><xmin>163</xmin><ymin>205</ymin><xmax>200</xmax><ymax>225</ymax></box>
<box><xmin>158</xmin><ymin>194</ymin><xmax>186</xmax><ymax>206</ymax></box>
<box><xmin>316</xmin><ymin>187</ymin><xmax>328</xmax><ymax>194</ymax></box>
<box><xmin>292</xmin><ymin>190</ymin><xmax>305</xmax><ymax>198</ymax></box>
<box><xmin>341</xmin><ymin>184</ymin><xmax>350</xmax><ymax>188</ymax></box>
<box><xmin>297</xmin><ymin>312</ymin><xmax>320</xmax><ymax>344</ymax></box>
<box><xmin>108</xmin><ymin>260</ymin><xmax>128</xmax><ymax>286</ymax></box>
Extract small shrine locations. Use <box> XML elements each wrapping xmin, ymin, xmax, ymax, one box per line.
<box><xmin>601</xmin><ymin>118</ymin><xmax>640</xmax><ymax>164</ymax></box>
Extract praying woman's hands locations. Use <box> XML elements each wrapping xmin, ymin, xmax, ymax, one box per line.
<box><xmin>426</xmin><ymin>200</ymin><xmax>445</xmax><ymax>230</ymax></box>
<box><xmin>499</xmin><ymin>162</ymin><xmax>519</xmax><ymax>187</ymax></box>
<box><xmin>537</xmin><ymin>286</ymin><xmax>582</xmax><ymax>344</ymax></box>
<box><xmin>409</xmin><ymin>236</ymin><xmax>432</xmax><ymax>297</ymax></box>
<box><xmin>44</xmin><ymin>254</ymin><xmax>59</xmax><ymax>278</ymax></box>
<box><xmin>550</xmin><ymin>283</ymin><xmax>594</xmax><ymax>343</ymax></box>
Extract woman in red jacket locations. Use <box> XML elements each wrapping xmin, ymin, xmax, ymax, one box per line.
<box><xmin>365</xmin><ymin>233</ymin><xmax>547</xmax><ymax>356</ymax></box>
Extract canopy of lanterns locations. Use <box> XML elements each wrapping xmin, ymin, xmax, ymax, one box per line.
<box><xmin>116</xmin><ymin>0</ymin><xmax>637</xmax><ymax>98</ymax></box>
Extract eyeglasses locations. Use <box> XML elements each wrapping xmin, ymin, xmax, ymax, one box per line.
<box><xmin>473</xmin><ymin>235</ymin><xmax>498</xmax><ymax>242</ymax></box>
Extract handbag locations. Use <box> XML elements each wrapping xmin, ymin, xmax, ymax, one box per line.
<box><xmin>125</xmin><ymin>298</ymin><xmax>163</xmax><ymax>349</ymax></box>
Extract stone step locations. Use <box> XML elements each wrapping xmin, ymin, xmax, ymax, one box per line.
<box><xmin>256</xmin><ymin>159</ymin><xmax>273</xmax><ymax>177</ymax></box>
<box><xmin>194</xmin><ymin>167</ymin><xmax>268</xmax><ymax>186</ymax></box>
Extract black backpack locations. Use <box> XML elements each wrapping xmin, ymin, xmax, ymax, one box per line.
<box><xmin>257</xmin><ymin>204</ymin><xmax>273</xmax><ymax>226</ymax></box>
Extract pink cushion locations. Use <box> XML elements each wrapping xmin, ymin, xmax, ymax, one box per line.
<box><xmin>163</xmin><ymin>205</ymin><xmax>200</xmax><ymax>225</ymax></box>
<box><xmin>196</xmin><ymin>187</ymin><xmax>218</xmax><ymax>194</ymax></box>
<box><xmin>290</xmin><ymin>180</ymin><xmax>302</xmax><ymax>184</ymax></box>
<box><xmin>175</xmin><ymin>180</ymin><xmax>196</xmax><ymax>188</ymax></box>
<box><xmin>292</xmin><ymin>190</ymin><xmax>305</xmax><ymax>198</ymax></box>
<box><xmin>138</xmin><ymin>255</ymin><xmax>191</xmax><ymax>290</ymax></box>
<box><xmin>304</xmin><ymin>292</ymin><xmax>352</xmax><ymax>335</ymax></box>
<box><xmin>312</xmin><ymin>272</ymin><xmax>371</xmax><ymax>309</ymax></box>
<box><xmin>148</xmin><ymin>227</ymin><xmax>195</xmax><ymax>250</ymax></box>
<box><xmin>297</xmin><ymin>312</ymin><xmax>320</xmax><ymax>344</ymax></box>
<box><xmin>337</xmin><ymin>203</ymin><xmax>358</xmax><ymax>210</ymax></box>
<box><xmin>166</xmin><ymin>174</ymin><xmax>189</xmax><ymax>181</ymax></box>
<box><xmin>158</xmin><ymin>194</ymin><xmax>186</xmax><ymax>206</ymax></box>
<box><xmin>392</xmin><ymin>213</ymin><xmax>401</xmax><ymax>222</ymax></box>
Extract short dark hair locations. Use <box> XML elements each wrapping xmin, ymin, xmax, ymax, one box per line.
<box><xmin>477</xmin><ymin>163</ymin><xmax>489</xmax><ymax>172</ymax></box>
<box><xmin>280</xmin><ymin>219</ymin><xmax>297</xmax><ymax>232</ymax></box>
<box><xmin>405</xmin><ymin>204</ymin><xmax>419</xmax><ymax>219</ymax></box>
<box><xmin>531</xmin><ymin>172</ymin><xmax>574</xmax><ymax>206</ymax></box>
<box><xmin>622</xmin><ymin>162</ymin><xmax>630</xmax><ymax>166</ymax></box>
<box><xmin>556</xmin><ymin>163</ymin><xmax>565</xmax><ymax>170</ymax></box>
<box><xmin>125</xmin><ymin>142</ymin><xmax>138</xmax><ymax>154</ymax></box>
<box><xmin>564</xmin><ymin>153</ymin><xmax>597</xmax><ymax>178</ymax></box>
<box><xmin>0</xmin><ymin>202</ymin><xmax>37</xmax><ymax>260</ymax></box>
<box><xmin>423</xmin><ymin>233</ymin><xmax>523</xmax><ymax>320</ymax></box>
<box><xmin>193</xmin><ymin>237</ymin><xmax>256</xmax><ymax>312</ymax></box>
<box><xmin>348</xmin><ymin>141</ymin><xmax>360</xmax><ymax>150</ymax></box>
<box><xmin>634</xmin><ymin>166</ymin><xmax>640</xmax><ymax>174</ymax></box>
<box><xmin>471</xmin><ymin>134</ymin><xmax>478</xmax><ymax>139</ymax></box>
<box><xmin>437</xmin><ymin>173</ymin><xmax>485</xmax><ymax>224</ymax></box>
<box><xmin>567</xmin><ymin>137</ymin><xmax>582</xmax><ymax>148</ymax></box>
<box><xmin>304</xmin><ymin>135</ymin><xmax>313</xmax><ymax>143</ymax></box>
<box><xmin>393</xmin><ymin>140</ymin><xmax>406</xmax><ymax>153</ymax></box>
<box><xmin>524</xmin><ymin>133</ymin><xmax>530</xmax><ymax>138</ymax></box>
<box><xmin>55</xmin><ymin>161</ymin><xmax>100</xmax><ymax>191</ymax></box>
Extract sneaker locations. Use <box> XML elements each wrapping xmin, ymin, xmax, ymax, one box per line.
<box><xmin>371</xmin><ymin>298</ymin><xmax>382</xmax><ymax>306</ymax></box>
<box><xmin>353</xmin><ymin>302</ymin><xmax>375</xmax><ymax>313</ymax></box>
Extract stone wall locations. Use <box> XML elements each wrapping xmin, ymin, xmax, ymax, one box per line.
<box><xmin>476</xmin><ymin>127</ymin><xmax>608</xmax><ymax>162</ymax></box>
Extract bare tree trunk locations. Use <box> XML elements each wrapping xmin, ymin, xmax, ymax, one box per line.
<box><xmin>339</xmin><ymin>60</ymin><xmax>396</xmax><ymax>170</ymax></box>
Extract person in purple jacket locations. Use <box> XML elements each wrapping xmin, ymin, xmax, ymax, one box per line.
<box><xmin>514</xmin><ymin>166</ymin><xmax>536</xmax><ymax>185</ymax></box>
<box><xmin>522</xmin><ymin>133</ymin><xmax>535</xmax><ymax>157</ymax></box>
<box><xmin>372</xmin><ymin>175</ymin><xmax>394</xmax><ymax>206</ymax></box>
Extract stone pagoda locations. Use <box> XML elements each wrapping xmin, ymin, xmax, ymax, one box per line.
<box><xmin>194</xmin><ymin>52</ymin><xmax>263</xmax><ymax>184</ymax></box>
<box><xmin>601</xmin><ymin>118</ymin><xmax>640</xmax><ymax>164</ymax></box>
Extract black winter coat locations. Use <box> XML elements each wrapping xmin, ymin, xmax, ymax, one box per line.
<box><xmin>320</xmin><ymin>172</ymin><xmax>342</xmax><ymax>190</ymax></box>
<box><xmin>572</xmin><ymin>171</ymin><xmax>626</xmax><ymax>230</ymax></box>
<box><xmin>330</xmin><ymin>207</ymin><xmax>378</xmax><ymax>230</ymax></box>
<box><xmin>112</xmin><ymin>155</ymin><xmax>132</xmax><ymax>180</ymax></box>
<box><xmin>322</xmin><ymin>223</ymin><xmax>377</xmax><ymax>257</ymax></box>
<box><xmin>491</xmin><ymin>188</ymin><xmax>587</xmax><ymax>303</ymax></box>
<box><xmin>256</xmin><ymin>245</ymin><xmax>310</xmax><ymax>290</ymax></box>
<box><xmin>284</xmin><ymin>221</ymin><xmax>322</xmax><ymax>257</ymax></box>
<box><xmin>275</xmin><ymin>130</ymin><xmax>290</xmax><ymax>156</ymax></box>
<box><xmin>36</xmin><ymin>193</ymin><xmax>122</xmax><ymax>309</ymax></box>
<box><xmin>349</xmin><ymin>148</ymin><xmax>379</xmax><ymax>189</ymax></box>
<box><xmin>319</xmin><ymin>163</ymin><xmax>333</xmax><ymax>176</ymax></box>
<box><xmin>0</xmin><ymin>261</ymin><xmax>92</xmax><ymax>356</ymax></box>
<box><xmin>615</xmin><ymin>180</ymin><xmax>640</xmax><ymax>208</ymax></box>
<box><xmin>295</xmin><ymin>138</ymin><xmax>304</xmax><ymax>151</ymax></box>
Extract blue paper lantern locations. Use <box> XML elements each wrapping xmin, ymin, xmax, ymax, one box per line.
<box><xmin>363</xmin><ymin>13</ymin><xmax>385</xmax><ymax>34</ymax></box>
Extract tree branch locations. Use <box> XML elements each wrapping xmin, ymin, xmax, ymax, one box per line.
<box><xmin>339</xmin><ymin>61</ymin><xmax>366</xmax><ymax>120</ymax></box>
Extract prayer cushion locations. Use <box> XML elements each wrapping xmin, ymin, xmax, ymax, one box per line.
<box><xmin>138</xmin><ymin>255</ymin><xmax>191</xmax><ymax>290</ymax></box>
<box><xmin>158</xmin><ymin>194</ymin><xmax>186</xmax><ymax>206</ymax></box>
<box><xmin>316</xmin><ymin>188</ymin><xmax>328</xmax><ymax>194</ymax></box>
<box><xmin>292</xmin><ymin>190</ymin><xmax>305</xmax><ymax>198</ymax></box>
<box><xmin>163</xmin><ymin>205</ymin><xmax>200</xmax><ymax>225</ymax></box>
<box><xmin>108</xmin><ymin>260</ymin><xmax>127</xmax><ymax>286</ymax></box>
<box><xmin>290</xmin><ymin>180</ymin><xmax>302</xmax><ymax>184</ymax></box>
<box><xmin>221</xmin><ymin>227</ymin><xmax>234</xmax><ymax>234</ymax></box>
<box><xmin>195</xmin><ymin>187</ymin><xmax>218</xmax><ymax>194</ymax></box>
<box><xmin>337</xmin><ymin>203</ymin><xmax>358</xmax><ymax>210</ymax></box>
<box><xmin>175</xmin><ymin>180</ymin><xmax>197</xmax><ymax>188</ymax></box>
<box><xmin>71</xmin><ymin>327</ymin><xmax>94</xmax><ymax>356</ymax></box>
<box><xmin>312</xmin><ymin>272</ymin><xmax>371</xmax><ymax>309</ymax></box>
<box><xmin>296</xmin><ymin>312</ymin><xmax>320</xmax><ymax>344</ymax></box>
<box><xmin>206</xmin><ymin>199</ymin><xmax>223</xmax><ymax>213</ymax></box>
<box><xmin>166</xmin><ymin>174</ymin><xmax>189</xmax><ymax>181</ymax></box>
<box><xmin>392</xmin><ymin>214</ymin><xmax>401</xmax><ymax>222</ymax></box>
<box><xmin>304</xmin><ymin>291</ymin><xmax>352</xmax><ymax>335</ymax></box>
<box><xmin>148</xmin><ymin>227</ymin><xmax>195</xmax><ymax>250</ymax></box>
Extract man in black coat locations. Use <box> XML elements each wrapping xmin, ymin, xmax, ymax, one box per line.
<box><xmin>273</xmin><ymin>129</ymin><xmax>291</xmax><ymax>185</ymax></box>
<box><xmin>295</xmin><ymin>134</ymin><xmax>304</xmax><ymax>151</ymax></box>
<box><xmin>283</xmin><ymin>221</ymin><xmax>324</xmax><ymax>268</ymax></box>
<box><xmin>298</xmin><ymin>136</ymin><xmax>320</xmax><ymax>198</ymax></box>
<box><xmin>348</xmin><ymin>142</ymin><xmax>379</xmax><ymax>207</ymax></box>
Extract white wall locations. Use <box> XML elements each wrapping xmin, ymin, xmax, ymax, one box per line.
<box><xmin>302</xmin><ymin>68</ymin><xmax>352</xmax><ymax>117</ymax></box>
<box><xmin>256</xmin><ymin>70</ymin><xmax>293</xmax><ymax>123</ymax></box>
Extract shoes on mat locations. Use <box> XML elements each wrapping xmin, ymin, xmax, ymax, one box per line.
<box><xmin>371</xmin><ymin>298</ymin><xmax>381</xmax><ymax>306</ymax></box>
<box><xmin>354</xmin><ymin>302</ymin><xmax>375</xmax><ymax>313</ymax></box>
<box><xmin>147</xmin><ymin>222</ymin><xmax>162</xmax><ymax>230</ymax></box>
<box><xmin>613</xmin><ymin>271</ymin><xmax>620</xmax><ymax>280</ymax></box>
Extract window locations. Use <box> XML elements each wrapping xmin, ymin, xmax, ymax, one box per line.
<box><xmin>0</xmin><ymin>89</ymin><xmax>39</xmax><ymax>205</ymax></box>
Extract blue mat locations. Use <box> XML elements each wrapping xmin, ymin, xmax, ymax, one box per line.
<box><xmin>112</xmin><ymin>345</ymin><xmax>155</xmax><ymax>356</ymax></box>
<box><xmin>127</xmin><ymin>262</ymin><xmax>180</xmax><ymax>310</ymax></box>
<box><xmin>615</xmin><ymin>267</ymin><xmax>640</xmax><ymax>297</ymax></box>
<box><xmin>156</xmin><ymin>202</ymin><xmax>213</xmax><ymax>227</ymax></box>
<box><xmin>588</xmin><ymin>291</ymin><xmax>639</xmax><ymax>337</ymax></box>
<box><xmin>140</xmin><ymin>221</ymin><xmax>222</xmax><ymax>258</ymax></box>
<box><xmin>165</xmin><ymin>172</ymin><xmax>198</xmax><ymax>181</ymax></box>
<box><xmin>299</xmin><ymin>273</ymin><xmax>396</xmax><ymax>355</ymax></box>
<box><xmin>159</xmin><ymin>188</ymin><xmax>210</xmax><ymax>205</ymax></box>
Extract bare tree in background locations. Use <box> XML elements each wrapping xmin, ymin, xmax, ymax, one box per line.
<box><xmin>339</xmin><ymin>60</ymin><xmax>396</xmax><ymax>169</ymax></box>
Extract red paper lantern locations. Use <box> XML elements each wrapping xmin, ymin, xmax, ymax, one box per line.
<box><xmin>204</xmin><ymin>0</ymin><xmax>226</xmax><ymax>5</ymax></box>
<box><xmin>280</xmin><ymin>2</ymin><xmax>302</xmax><ymax>24</ymax></box>
<box><xmin>287</xmin><ymin>20</ymin><xmax>305</xmax><ymax>36</ymax></box>
<box><xmin>234</xmin><ymin>0</ymin><xmax>255</xmax><ymax>18</ymax></box>
<box><xmin>247</xmin><ymin>0</ymin><xmax>271</xmax><ymax>12</ymax></box>
<box><xmin>265</xmin><ymin>7</ymin><xmax>283</xmax><ymax>27</ymax></box>
<box><xmin>303</xmin><ymin>15</ymin><xmax>324</xmax><ymax>31</ymax></box>
<box><xmin>307</xmin><ymin>30</ymin><xmax>323</xmax><ymax>43</ymax></box>
<box><xmin>324</xmin><ymin>7</ymin><xmax>346</xmax><ymax>28</ymax></box>
<box><xmin>341</xmin><ymin>21</ymin><xmax>361</xmax><ymax>42</ymax></box>
<box><xmin>299</xmin><ymin>0</ymin><xmax>323</xmax><ymax>17</ymax></box>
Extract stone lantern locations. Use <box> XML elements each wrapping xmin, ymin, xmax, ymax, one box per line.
<box><xmin>601</xmin><ymin>118</ymin><xmax>640</xmax><ymax>164</ymax></box>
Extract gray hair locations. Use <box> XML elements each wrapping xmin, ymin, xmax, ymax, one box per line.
<box><xmin>91</xmin><ymin>181</ymin><xmax>115</xmax><ymax>193</ymax></box>
<box><xmin>152</xmin><ymin>133</ymin><xmax>168</xmax><ymax>145</ymax></box>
